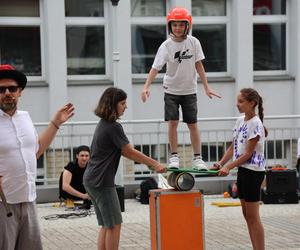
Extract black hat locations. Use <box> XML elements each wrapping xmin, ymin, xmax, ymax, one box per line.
<box><xmin>0</xmin><ymin>64</ymin><xmax>27</xmax><ymax>89</ymax></box>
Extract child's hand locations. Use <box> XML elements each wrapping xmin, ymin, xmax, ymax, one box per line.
<box><xmin>209</xmin><ymin>163</ymin><xmax>221</xmax><ymax>170</ymax></box>
<box><xmin>149</xmin><ymin>164</ymin><xmax>166</xmax><ymax>173</ymax></box>
<box><xmin>141</xmin><ymin>89</ymin><xmax>150</xmax><ymax>102</ymax></box>
<box><xmin>205</xmin><ymin>87</ymin><xmax>221</xmax><ymax>99</ymax></box>
<box><xmin>156</xmin><ymin>165</ymin><xmax>167</xmax><ymax>173</ymax></box>
<box><xmin>218</xmin><ymin>166</ymin><xmax>230</xmax><ymax>176</ymax></box>
<box><xmin>82</xmin><ymin>193</ymin><xmax>90</xmax><ymax>200</ymax></box>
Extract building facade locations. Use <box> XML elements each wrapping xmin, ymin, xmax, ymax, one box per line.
<box><xmin>1</xmin><ymin>0</ymin><xmax>300</xmax><ymax>183</ymax></box>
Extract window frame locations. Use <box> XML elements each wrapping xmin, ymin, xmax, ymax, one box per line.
<box><xmin>130</xmin><ymin>0</ymin><xmax>169</xmax><ymax>78</ymax></box>
<box><xmin>253</xmin><ymin>3</ymin><xmax>289</xmax><ymax>76</ymax></box>
<box><xmin>191</xmin><ymin>1</ymin><xmax>230</xmax><ymax>77</ymax></box>
<box><xmin>65</xmin><ymin>0</ymin><xmax>109</xmax><ymax>81</ymax></box>
<box><xmin>0</xmin><ymin>3</ymin><xmax>45</xmax><ymax>83</ymax></box>
<box><xmin>131</xmin><ymin>17</ymin><xmax>167</xmax><ymax>78</ymax></box>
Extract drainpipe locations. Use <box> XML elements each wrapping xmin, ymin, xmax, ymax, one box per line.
<box><xmin>110</xmin><ymin>0</ymin><xmax>124</xmax><ymax>188</ymax></box>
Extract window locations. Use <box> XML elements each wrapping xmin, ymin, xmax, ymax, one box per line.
<box><xmin>131</xmin><ymin>0</ymin><xmax>166</xmax><ymax>16</ymax></box>
<box><xmin>0</xmin><ymin>0</ymin><xmax>41</xmax><ymax>76</ymax></box>
<box><xmin>66</xmin><ymin>26</ymin><xmax>105</xmax><ymax>75</ymax></box>
<box><xmin>0</xmin><ymin>0</ymin><xmax>39</xmax><ymax>17</ymax></box>
<box><xmin>253</xmin><ymin>0</ymin><xmax>287</xmax><ymax>73</ymax></box>
<box><xmin>131</xmin><ymin>25</ymin><xmax>166</xmax><ymax>73</ymax></box>
<box><xmin>65</xmin><ymin>0</ymin><xmax>104</xmax><ymax>17</ymax></box>
<box><xmin>192</xmin><ymin>0</ymin><xmax>226</xmax><ymax>16</ymax></box>
<box><xmin>0</xmin><ymin>27</ymin><xmax>41</xmax><ymax>76</ymax></box>
<box><xmin>131</xmin><ymin>0</ymin><xmax>167</xmax><ymax>74</ymax></box>
<box><xmin>65</xmin><ymin>0</ymin><xmax>106</xmax><ymax>76</ymax></box>
<box><xmin>192</xmin><ymin>0</ymin><xmax>228</xmax><ymax>74</ymax></box>
<box><xmin>192</xmin><ymin>25</ymin><xmax>227</xmax><ymax>72</ymax></box>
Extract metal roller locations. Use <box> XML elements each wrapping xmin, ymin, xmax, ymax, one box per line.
<box><xmin>167</xmin><ymin>172</ymin><xmax>177</xmax><ymax>188</ymax></box>
<box><xmin>167</xmin><ymin>172</ymin><xmax>195</xmax><ymax>191</ymax></box>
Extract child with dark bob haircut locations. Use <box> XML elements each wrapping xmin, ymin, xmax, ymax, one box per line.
<box><xmin>84</xmin><ymin>87</ymin><xmax>166</xmax><ymax>250</ymax></box>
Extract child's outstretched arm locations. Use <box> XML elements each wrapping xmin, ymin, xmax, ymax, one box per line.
<box><xmin>122</xmin><ymin>143</ymin><xmax>166</xmax><ymax>173</ymax></box>
<box><xmin>195</xmin><ymin>61</ymin><xmax>221</xmax><ymax>99</ymax></box>
<box><xmin>141</xmin><ymin>68</ymin><xmax>159</xmax><ymax>102</ymax></box>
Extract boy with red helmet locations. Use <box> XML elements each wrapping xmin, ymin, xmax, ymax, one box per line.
<box><xmin>141</xmin><ymin>7</ymin><xmax>221</xmax><ymax>170</ymax></box>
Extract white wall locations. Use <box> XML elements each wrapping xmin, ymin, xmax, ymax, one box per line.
<box><xmin>16</xmin><ymin>0</ymin><xmax>300</xmax><ymax>131</ymax></box>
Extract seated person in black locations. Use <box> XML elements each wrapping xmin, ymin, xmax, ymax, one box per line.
<box><xmin>59</xmin><ymin>145</ymin><xmax>91</xmax><ymax>208</ymax></box>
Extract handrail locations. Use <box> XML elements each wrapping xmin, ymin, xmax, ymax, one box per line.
<box><xmin>33</xmin><ymin>114</ymin><xmax>300</xmax><ymax>126</ymax></box>
<box><xmin>33</xmin><ymin>115</ymin><xmax>300</xmax><ymax>186</ymax></box>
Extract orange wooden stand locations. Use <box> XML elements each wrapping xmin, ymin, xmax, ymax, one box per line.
<box><xmin>150</xmin><ymin>189</ymin><xmax>205</xmax><ymax>250</ymax></box>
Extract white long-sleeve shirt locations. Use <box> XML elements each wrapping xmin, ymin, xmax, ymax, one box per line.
<box><xmin>0</xmin><ymin>109</ymin><xmax>39</xmax><ymax>203</ymax></box>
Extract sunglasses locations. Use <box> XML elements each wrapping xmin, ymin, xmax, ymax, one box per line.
<box><xmin>0</xmin><ymin>86</ymin><xmax>19</xmax><ymax>94</ymax></box>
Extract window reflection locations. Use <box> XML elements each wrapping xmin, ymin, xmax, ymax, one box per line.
<box><xmin>0</xmin><ymin>27</ymin><xmax>41</xmax><ymax>76</ymax></box>
<box><xmin>131</xmin><ymin>25</ymin><xmax>166</xmax><ymax>73</ymax></box>
<box><xmin>192</xmin><ymin>0</ymin><xmax>226</xmax><ymax>16</ymax></box>
<box><xmin>192</xmin><ymin>25</ymin><xmax>227</xmax><ymax>72</ymax></box>
<box><xmin>65</xmin><ymin>0</ymin><xmax>104</xmax><ymax>17</ymax></box>
<box><xmin>253</xmin><ymin>24</ymin><xmax>286</xmax><ymax>70</ymax></box>
<box><xmin>0</xmin><ymin>0</ymin><xmax>39</xmax><ymax>17</ymax></box>
<box><xmin>253</xmin><ymin>0</ymin><xmax>286</xmax><ymax>15</ymax></box>
<box><xmin>131</xmin><ymin>0</ymin><xmax>166</xmax><ymax>16</ymax></box>
<box><xmin>66</xmin><ymin>26</ymin><xmax>105</xmax><ymax>75</ymax></box>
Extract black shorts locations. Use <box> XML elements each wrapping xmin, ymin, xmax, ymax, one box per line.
<box><xmin>237</xmin><ymin>167</ymin><xmax>265</xmax><ymax>202</ymax></box>
<box><xmin>164</xmin><ymin>93</ymin><xmax>197</xmax><ymax>124</ymax></box>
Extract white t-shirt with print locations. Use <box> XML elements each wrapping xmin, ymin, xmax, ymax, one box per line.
<box><xmin>152</xmin><ymin>35</ymin><xmax>205</xmax><ymax>95</ymax></box>
<box><xmin>232</xmin><ymin>116</ymin><xmax>266</xmax><ymax>171</ymax></box>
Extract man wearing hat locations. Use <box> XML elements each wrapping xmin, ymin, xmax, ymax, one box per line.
<box><xmin>0</xmin><ymin>64</ymin><xmax>75</xmax><ymax>249</ymax></box>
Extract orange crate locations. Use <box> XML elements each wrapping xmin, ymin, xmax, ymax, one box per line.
<box><xmin>150</xmin><ymin>189</ymin><xmax>205</xmax><ymax>250</ymax></box>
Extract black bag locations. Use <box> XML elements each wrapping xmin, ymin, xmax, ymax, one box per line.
<box><xmin>140</xmin><ymin>177</ymin><xmax>158</xmax><ymax>204</ymax></box>
<box><xmin>228</xmin><ymin>182</ymin><xmax>239</xmax><ymax>199</ymax></box>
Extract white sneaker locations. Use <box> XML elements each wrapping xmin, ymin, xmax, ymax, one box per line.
<box><xmin>168</xmin><ymin>154</ymin><xmax>180</xmax><ymax>169</ymax></box>
<box><xmin>192</xmin><ymin>156</ymin><xmax>208</xmax><ymax>171</ymax></box>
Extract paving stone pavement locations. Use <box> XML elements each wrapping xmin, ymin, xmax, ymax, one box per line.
<box><xmin>38</xmin><ymin>195</ymin><xmax>300</xmax><ymax>250</ymax></box>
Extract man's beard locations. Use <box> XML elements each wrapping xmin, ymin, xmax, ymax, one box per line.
<box><xmin>0</xmin><ymin>98</ymin><xmax>17</xmax><ymax>113</ymax></box>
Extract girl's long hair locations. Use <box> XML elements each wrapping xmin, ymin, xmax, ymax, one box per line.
<box><xmin>240</xmin><ymin>88</ymin><xmax>268</xmax><ymax>137</ymax></box>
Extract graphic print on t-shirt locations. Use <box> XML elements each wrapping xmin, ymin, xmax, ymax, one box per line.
<box><xmin>174</xmin><ymin>49</ymin><xmax>193</xmax><ymax>63</ymax></box>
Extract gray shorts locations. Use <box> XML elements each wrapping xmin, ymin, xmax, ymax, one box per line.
<box><xmin>164</xmin><ymin>93</ymin><xmax>198</xmax><ymax>124</ymax></box>
<box><xmin>85</xmin><ymin>186</ymin><xmax>122</xmax><ymax>228</ymax></box>
<box><xmin>0</xmin><ymin>202</ymin><xmax>42</xmax><ymax>250</ymax></box>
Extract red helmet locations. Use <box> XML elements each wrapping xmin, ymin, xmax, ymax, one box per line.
<box><xmin>166</xmin><ymin>7</ymin><xmax>192</xmax><ymax>36</ymax></box>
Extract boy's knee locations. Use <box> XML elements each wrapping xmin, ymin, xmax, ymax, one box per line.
<box><xmin>168</xmin><ymin>120</ymin><xmax>179</xmax><ymax>127</ymax></box>
<box><xmin>187</xmin><ymin>122</ymin><xmax>198</xmax><ymax>129</ymax></box>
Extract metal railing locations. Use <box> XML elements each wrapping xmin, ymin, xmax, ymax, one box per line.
<box><xmin>34</xmin><ymin>115</ymin><xmax>300</xmax><ymax>186</ymax></box>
